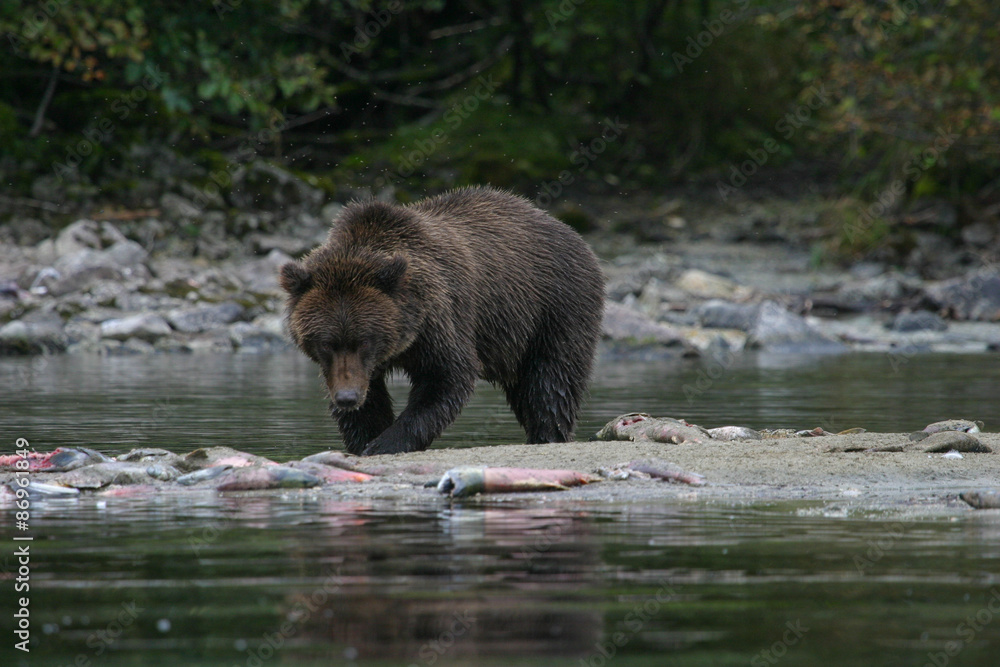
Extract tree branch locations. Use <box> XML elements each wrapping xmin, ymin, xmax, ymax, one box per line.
<box><xmin>428</xmin><ymin>17</ymin><xmax>503</xmax><ymax>40</ymax></box>
<box><xmin>403</xmin><ymin>34</ymin><xmax>513</xmax><ymax>95</ymax></box>
<box><xmin>29</xmin><ymin>66</ymin><xmax>60</xmax><ymax>138</ymax></box>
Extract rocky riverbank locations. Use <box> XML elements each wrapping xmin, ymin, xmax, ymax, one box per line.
<box><xmin>599</xmin><ymin>236</ymin><xmax>1000</xmax><ymax>358</ymax></box>
<box><xmin>1</xmin><ymin>169</ymin><xmax>998</xmax><ymax>357</ymax></box>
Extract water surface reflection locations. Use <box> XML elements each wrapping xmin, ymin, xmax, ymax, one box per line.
<box><xmin>7</xmin><ymin>495</ymin><xmax>1000</xmax><ymax>666</ymax></box>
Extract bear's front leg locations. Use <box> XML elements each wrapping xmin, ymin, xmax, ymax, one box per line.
<box><xmin>360</xmin><ymin>364</ymin><xmax>476</xmax><ymax>455</ymax></box>
<box><xmin>335</xmin><ymin>373</ymin><xmax>394</xmax><ymax>455</ymax></box>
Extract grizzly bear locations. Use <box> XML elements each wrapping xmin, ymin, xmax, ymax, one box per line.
<box><xmin>279</xmin><ymin>186</ymin><xmax>604</xmax><ymax>455</ymax></box>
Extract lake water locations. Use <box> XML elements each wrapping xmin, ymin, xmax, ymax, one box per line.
<box><xmin>2</xmin><ymin>351</ymin><xmax>1000</xmax><ymax>666</ymax></box>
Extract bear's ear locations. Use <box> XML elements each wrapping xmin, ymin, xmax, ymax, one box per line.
<box><xmin>373</xmin><ymin>254</ymin><xmax>407</xmax><ymax>295</ymax></box>
<box><xmin>279</xmin><ymin>261</ymin><xmax>313</xmax><ymax>297</ymax></box>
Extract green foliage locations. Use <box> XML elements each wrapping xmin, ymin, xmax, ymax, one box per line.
<box><xmin>793</xmin><ymin>0</ymin><xmax>1000</xmax><ymax>194</ymax></box>
<box><xmin>0</xmin><ymin>1</ymin><xmax>147</xmax><ymax>81</ymax></box>
<box><xmin>0</xmin><ymin>0</ymin><xmax>998</xmax><ymax>221</ymax></box>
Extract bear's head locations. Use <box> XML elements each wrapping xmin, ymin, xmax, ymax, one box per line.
<box><xmin>279</xmin><ymin>251</ymin><xmax>410</xmax><ymax>411</ymax></box>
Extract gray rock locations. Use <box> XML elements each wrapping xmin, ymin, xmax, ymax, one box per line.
<box><xmin>53</xmin><ymin>220</ymin><xmax>127</xmax><ymax>257</ymax></box>
<box><xmin>889</xmin><ymin>311</ymin><xmax>948</xmax><ymax>333</ymax></box>
<box><xmin>247</xmin><ymin>233</ymin><xmax>314</xmax><ymax>257</ymax></box>
<box><xmin>122</xmin><ymin>337</ymin><xmax>157</xmax><ymax>355</ymax></box>
<box><xmin>849</xmin><ymin>262</ymin><xmax>886</xmax><ymax>280</ymax></box>
<box><xmin>62</xmin><ymin>319</ymin><xmax>100</xmax><ymax>349</ymax></box>
<box><xmin>166</xmin><ymin>302</ymin><xmax>245</xmax><ymax>333</ymax></box>
<box><xmin>231</xmin><ymin>211</ymin><xmax>277</xmax><ymax>236</ymax></box>
<box><xmin>229</xmin><ymin>322</ymin><xmax>291</xmax><ymax>352</ymax></box>
<box><xmin>236</xmin><ymin>249</ymin><xmax>293</xmax><ymax>296</ymax></box>
<box><xmin>602</xmin><ymin>301</ymin><xmax>687</xmax><ymax>347</ymax></box>
<box><xmin>603</xmin><ymin>253</ymin><xmax>679</xmax><ymax>301</ymax></box>
<box><xmin>43</xmin><ymin>239</ymin><xmax>150</xmax><ymax>296</ymax></box>
<box><xmin>925</xmin><ymin>269</ymin><xmax>1000</xmax><ymax>321</ymax></box>
<box><xmin>695</xmin><ymin>299</ymin><xmax>757</xmax><ymax>330</ymax></box>
<box><xmin>152</xmin><ymin>337</ymin><xmax>193</xmax><ymax>354</ymax></box>
<box><xmin>961</xmin><ymin>222</ymin><xmax>995</xmax><ymax>246</ymax></box>
<box><xmin>636</xmin><ymin>278</ymin><xmax>690</xmax><ymax>316</ymax></box>
<box><xmin>2</xmin><ymin>217</ymin><xmax>49</xmax><ymax>246</ymax></box>
<box><xmin>101</xmin><ymin>240</ymin><xmax>148</xmax><ymax>267</ymax></box>
<box><xmin>98</xmin><ymin>337</ymin><xmax>157</xmax><ymax>355</ymax></box>
<box><xmin>675</xmin><ymin>268</ymin><xmax>744</xmax><ymax>299</ymax></box>
<box><xmin>0</xmin><ymin>313</ymin><xmax>67</xmax><ymax>355</ymax></box>
<box><xmin>812</xmin><ymin>272</ymin><xmax>922</xmax><ymax>313</ymax></box>
<box><xmin>72</xmin><ymin>306</ymin><xmax>127</xmax><ymax>324</ymax></box>
<box><xmin>44</xmin><ymin>257</ymin><xmax>120</xmax><ymax>296</ymax></box>
<box><xmin>228</xmin><ymin>161</ymin><xmax>325</xmax><ymax>212</ymax></box>
<box><xmin>195</xmin><ymin>236</ymin><xmax>238</xmax><ymax>261</ymax></box>
<box><xmin>747</xmin><ymin>301</ymin><xmax>846</xmax><ymax>353</ymax></box>
<box><xmin>177</xmin><ymin>330</ymin><xmax>234</xmax><ymax>353</ymax></box>
<box><xmin>86</xmin><ymin>280</ymin><xmax>129</xmax><ymax>307</ymax></box>
<box><xmin>100</xmin><ymin>314</ymin><xmax>172</xmax><ymax>342</ymax></box>
<box><xmin>605</xmin><ymin>273</ymin><xmax>648</xmax><ymax>301</ymax></box>
<box><xmin>252</xmin><ymin>313</ymin><xmax>288</xmax><ymax>339</ymax></box>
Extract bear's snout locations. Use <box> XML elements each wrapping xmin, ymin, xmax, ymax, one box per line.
<box><xmin>334</xmin><ymin>389</ymin><xmax>361</xmax><ymax>410</ymax></box>
<box><xmin>326</xmin><ymin>351</ymin><xmax>369</xmax><ymax>412</ymax></box>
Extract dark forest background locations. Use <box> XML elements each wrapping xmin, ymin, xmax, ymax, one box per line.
<box><xmin>2</xmin><ymin>0</ymin><xmax>999</xmax><ymax>256</ymax></box>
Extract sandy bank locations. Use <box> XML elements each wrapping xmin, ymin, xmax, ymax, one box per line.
<box><xmin>348</xmin><ymin>432</ymin><xmax>1000</xmax><ymax>516</ymax></box>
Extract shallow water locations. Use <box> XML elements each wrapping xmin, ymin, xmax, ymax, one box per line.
<box><xmin>5</xmin><ymin>495</ymin><xmax>1000</xmax><ymax>666</ymax></box>
<box><xmin>2</xmin><ymin>351</ymin><xmax>1000</xmax><ymax>665</ymax></box>
<box><xmin>2</xmin><ymin>351</ymin><xmax>997</xmax><ymax>459</ymax></box>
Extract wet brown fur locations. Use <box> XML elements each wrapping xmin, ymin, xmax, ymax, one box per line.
<box><xmin>280</xmin><ymin>186</ymin><xmax>605</xmax><ymax>455</ymax></box>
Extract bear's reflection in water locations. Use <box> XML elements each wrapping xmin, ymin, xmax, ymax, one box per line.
<box><xmin>283</xmin><ymin>504</ymin><xmax>602</xmax><ymax>662</ymax></box>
